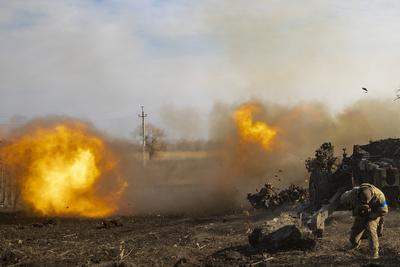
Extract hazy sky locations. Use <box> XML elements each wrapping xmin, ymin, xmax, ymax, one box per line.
<box><xmin>1</xmin><ymin>1</ymin><xmax>400</xmax><ymax>139</ymax></box>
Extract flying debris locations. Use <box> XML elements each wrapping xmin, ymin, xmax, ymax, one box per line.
<box><xmin>247</xmin><ymin>184</ymin><xmax>307</xmax><ymax>210</ymax></box>
<box><xmin>362</xmin><ymin>87</ymin><xmax>368</xmax><ymax>93</ymax></box>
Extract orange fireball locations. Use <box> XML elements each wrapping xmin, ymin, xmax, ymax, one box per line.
<box><xmin>1</xmin><ymin>122</ymin><xmax>127</xmax><ymax>217</ymax></box>
<box><xmin>234</xmin><ymin>103</ymin><xmax>278</xmax><ymax>150</ymax></box>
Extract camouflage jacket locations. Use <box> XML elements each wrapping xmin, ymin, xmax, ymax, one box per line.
<box><xmin>340</xmin><ymin>183</ymin><xmax>388</xmax><ymax>219</ymax></box>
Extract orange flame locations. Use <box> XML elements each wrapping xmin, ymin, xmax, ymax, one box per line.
<box><xmin>234</xmin><ymin>103</ymin><xmax>278</xmax><ymax>150</ymax></box>
<box><xmin>2</xmin><ymin>123</ymin><xmax>127</xmax><ymax>217</ymax></box>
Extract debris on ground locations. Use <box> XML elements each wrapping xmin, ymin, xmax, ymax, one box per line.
<box><xmin>279</xmin><ymin>184</ymin><xmax>308</xmax><ymax>203</ymax></box>
<box><xmin>248</xmin><ymin>224</ymin><xmax>316</xmax><ymax>252</ymax></box>
<box><xmin>31</xmin><ymin>222</ymin><xmax>44</xmax><ymax>228</ymax></box>
<box><xmin>0</xmin><ymin>249</ymin><xmax>21</xmax><ymax>266</ymax></box>
<box><xmin>43</xmin><ymin>218</ymin><xmax>57</xmax><ymax>226</ymax></box>
<box><xmin>97</xmin><ymin>218</ymin><xmax>123</xmax><ymax>229</ymax></box>
<box><xmin>247</xmin><ymin>183</ymin><xmax>280</xmax><ymax>209</ymax></box>
<box><xmin>95</xmin><ymin>260</ymin><xmax>133</xmax><ymax>267</ymax></box>
<box><xmin>31</xmin><ymin>218</ymin><xmax>57</xmax><ymax>228</ymax></box>
<box><xmin>173</xmin><ymin>257</ymin><xmax>187</xmax><ymax>267</ymax></box>
<box><xmin>247</xmin><ymin>183</ymin><xmax>307</xmax><ymax>210</ymax></box>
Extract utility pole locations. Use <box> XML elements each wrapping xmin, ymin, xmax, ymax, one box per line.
<box><xmin>138</xmin><ymin>106</ymin><xmax>147</xmax><ymax>167</ymax></box>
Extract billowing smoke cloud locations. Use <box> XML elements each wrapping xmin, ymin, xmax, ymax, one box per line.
<box><xmin>3</xmin><ymin>1</ymin><xmax>400</xmax><ymax>216</ymax></box>
<box><xmin>119</xmin><ymin>98</ymin><xmax>400</xmax><ymax>216</ymax></box>
<box><xmin>159</xmin><ymin>105</ymin><xmax>206</xmax><ymax>140</ymax></box>
<box><xmin>210</xmin><ymin>99</ymin><xmax>400</xmax><ymax>194</ymax></box>
<box><xmin>2</xmin><ymin>99</ymin><xmax>400</xmax><ymax>216</ymax></box>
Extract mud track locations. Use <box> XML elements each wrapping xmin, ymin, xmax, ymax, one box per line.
<box><xmin>0</xmin><ymin>209</ymin><xmax>400</xmax><ymax>266</ymax></box>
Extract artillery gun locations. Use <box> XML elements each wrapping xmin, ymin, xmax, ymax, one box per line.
<box><xmin>307</xmin><ymin>139</ymin><xmax>400</xmax><ymax>236</ymax></box>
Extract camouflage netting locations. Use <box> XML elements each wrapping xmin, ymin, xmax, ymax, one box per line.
<box><xmin>305</xmin><ymin>142</ymin><xmax>338</xmax><ymax>174</ymax></box>
<box><xmin>359</xmin><ymin>138</ymin><xmax>400</xmax><ymax>158</ymax></box>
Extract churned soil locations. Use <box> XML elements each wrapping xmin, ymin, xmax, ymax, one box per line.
<box><xmin>0</xmin><ymin>208</ymin><xmax>400</xmax><ymax>266</ymax></box>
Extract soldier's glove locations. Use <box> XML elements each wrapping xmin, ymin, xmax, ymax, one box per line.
<box><xmin>355</xmin><ymin>204</ymin><xmax>371</xmax><ymax>217</ymax></box>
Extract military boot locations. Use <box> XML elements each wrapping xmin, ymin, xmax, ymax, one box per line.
<box><xmin>371</xmin><ymin>251</ymin><xmax>379</xmax><ymax>260</ymax></box>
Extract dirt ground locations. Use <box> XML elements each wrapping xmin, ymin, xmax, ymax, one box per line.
<box><xmin>1</xmin><ymin>208</ymin><xmax>400</xmax><ymax>267</ymax></box>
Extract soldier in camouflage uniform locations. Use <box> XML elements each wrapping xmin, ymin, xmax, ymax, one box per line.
<box><xmin>340</xmin><ymin>183</ymin><xmax>388</xmax><ymax>259</ymax></box>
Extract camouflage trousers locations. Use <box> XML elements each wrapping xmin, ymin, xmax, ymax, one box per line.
<box><xmin>350</xmin><ymin>216</ymin><xmax>382</xmax><ymax>255</ymax></box>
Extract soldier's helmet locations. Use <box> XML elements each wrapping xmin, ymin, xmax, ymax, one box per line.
<box><xmin>359</xmin><ymin>187</ymin><xmax>373</xmax><ymax>204</ymax></box>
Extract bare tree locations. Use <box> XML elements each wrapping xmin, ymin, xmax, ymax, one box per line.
<box><xmin>133</xmin><ymin>124</ymin><xmax>166</xmax><ymax>160</ymax></box>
